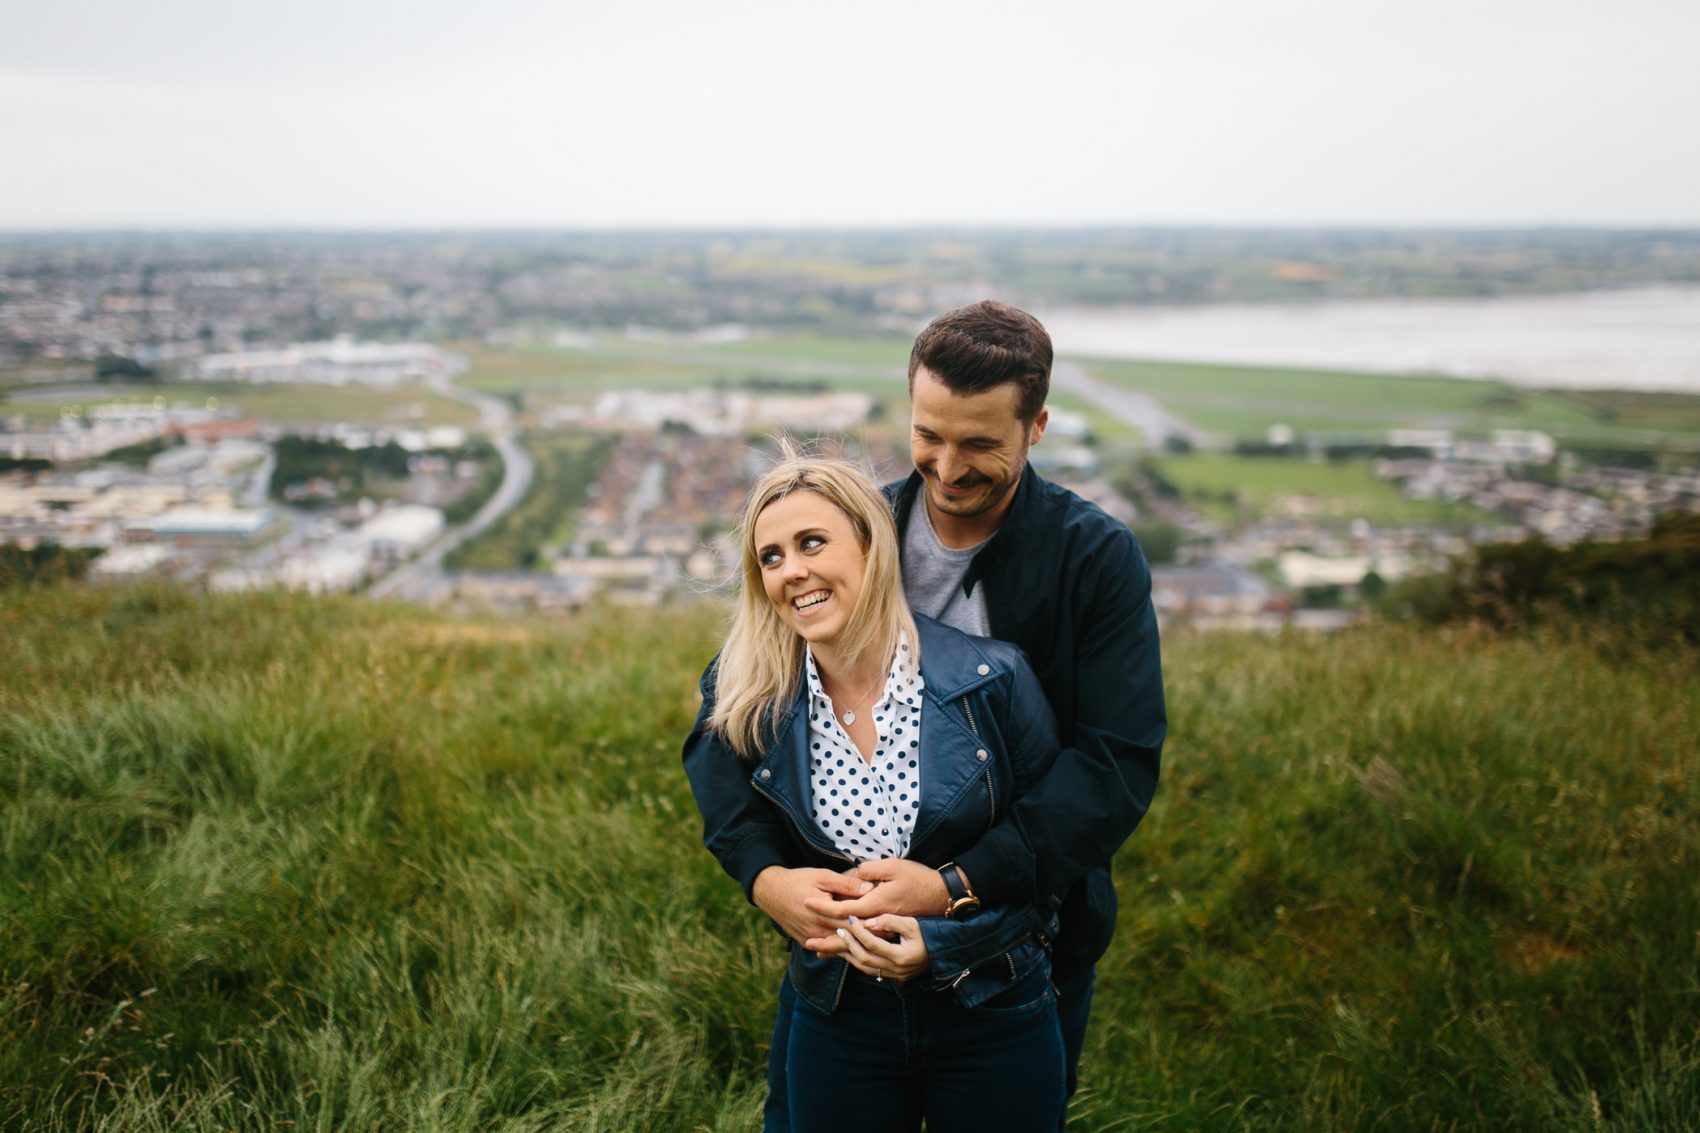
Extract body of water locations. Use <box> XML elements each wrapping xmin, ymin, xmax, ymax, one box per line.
<box><xmin>1036</xmin><ymin>287</ymin><xmax>1700</xmax><ymax>393</ymax></box>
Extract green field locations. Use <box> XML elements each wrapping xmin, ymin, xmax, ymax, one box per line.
<box><xmin>682</xmin><ymin>332</ymin><xmax>914</xmax><ymax>369</ymax></box>
<box><xmin>1152</xmin><ymin>453</ymin><xmax>1495</xmax><ymax>526</ymax></box>
<box><xmin>451</xmin><ymin>344</ymin><xmax>723</xmax><ymax>397</ymax></box>
<box><xmin>3</xmin><ymin>586</ymin><xmax>1696</xmax><ymax>1129</ymax></box>
<box><xmin>456</xmin><ymin>337</ymin><xmax>1142</xmax><ymax>444</ymax></box>
<box><xmin>454</xmin><ymin>334</ymin><xmax>910</xmax><ymax>399</ymax></box>
<box><xmin>0</xmin><ymin>382</ymin><xmax>478</xmax><ymax>429</ymax></box>
<box><xmin>1080</xmin><ymin>357</ymin><xmax>1700</xmax><ymax>449</ymax></box>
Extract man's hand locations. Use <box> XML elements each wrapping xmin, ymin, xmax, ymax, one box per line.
<box><xmin>752</xmin><ymin>865</ymin><xmax>872</xmax><ymax>948</ymax></box>
<box><xmin>803</xmin><ymin>858</ymin><xmax>952</xmax><ymax>923</ymax></box>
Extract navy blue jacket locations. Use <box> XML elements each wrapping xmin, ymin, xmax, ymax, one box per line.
<box><xmin>887</xmin><ymin>465</ymin><xmax>1166</xmax><ymax>974</ymax></box>
<box><xmin>682</xmin><ymin>464</ymin><xmax>1165</xmax><ymax>977</ymax></box>
<box><xmin>683</xmin><ymin>616</ymin><xmax>1064</xmax><ymax>1014</ymax></box>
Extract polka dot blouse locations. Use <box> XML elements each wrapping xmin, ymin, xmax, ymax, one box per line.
<box><xmin>803</xmin><ymin>636</ymin><xmax>924</xmax><ymax>862</ymax></box>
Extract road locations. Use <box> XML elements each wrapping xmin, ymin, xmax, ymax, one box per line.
<box><xmin>241</xmin><ymin>448</ymin><xmax>275</xmax><ymax>509</ymax></box>
<box><xmin>1050</xmin><ymin>359</ymin><xmax>1205</xmax><ymax>447</ymax></box>
<box><xmin>366</xmin><ymin>379</ymin><xmax>534</xmax><ymax>602</ymax></box>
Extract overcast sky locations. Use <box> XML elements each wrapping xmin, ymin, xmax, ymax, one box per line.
<box><xmin>2</xmin><ymin>0</ymin><xmax>1697</xmax><ymax>229</ymax></box>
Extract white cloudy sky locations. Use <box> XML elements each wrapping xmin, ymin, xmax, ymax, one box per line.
<box><xmin>2</xmin><ymin>0</ymin><xmax>1696</xmax><ymax>229</ymax></box>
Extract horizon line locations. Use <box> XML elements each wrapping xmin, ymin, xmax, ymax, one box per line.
<box><xmin>5</xmin><ymin>220</ymin><xmax>1700</xmax><ymax>237</ymax></box>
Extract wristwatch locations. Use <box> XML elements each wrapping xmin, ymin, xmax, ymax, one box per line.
<box><xmin>938</xmin><ymin>861</ymin><xmax>981</xmax><ymax>919</ymax></box>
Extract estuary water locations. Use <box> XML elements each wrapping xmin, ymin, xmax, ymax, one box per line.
<box><xmin>1035</xmin><ymin>287</ymin><xmax>1700</xmax><ymax>393</ymax></box>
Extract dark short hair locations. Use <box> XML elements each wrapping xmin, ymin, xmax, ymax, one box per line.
<box><xmin>908</xmin><ymin>300</ymin><xmax>1053</xmax><ymax>422</ymax></box>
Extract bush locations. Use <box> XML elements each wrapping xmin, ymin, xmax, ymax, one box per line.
<box><xmin>1384</xmin><ymin>511</ymin><xmax>1700</xmax><ymax>649</ymax></box>
<box><xmin>0</xmin><ymin>542</ymin><xmax>99</xmax><ymax>587</ymax></box>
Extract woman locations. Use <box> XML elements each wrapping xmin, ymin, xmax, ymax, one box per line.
<box><xmin>697</xmin><ymin>450</ymin><xmax>1066</xmax><ymax>1132</ymax></box>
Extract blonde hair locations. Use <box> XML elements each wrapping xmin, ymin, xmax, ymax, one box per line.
<box><xmin>709</xmin><ymin>445</ymin><xmax>918</xmax><ymax>760</ymax></box>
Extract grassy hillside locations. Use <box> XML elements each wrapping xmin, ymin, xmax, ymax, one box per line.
<box><xmin>2</xmin><ymin>586</ymin><xmax>1696</xmax><ymax>1130</ymax></box>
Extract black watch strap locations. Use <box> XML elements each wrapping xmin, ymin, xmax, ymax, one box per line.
<box><xmin>938</xmin><ymin>862</ymin><xmax>981</xmax><ymax>919</ymax></box>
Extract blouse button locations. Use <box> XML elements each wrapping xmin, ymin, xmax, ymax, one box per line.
<box><xmin>759</xmin><ymin>768</ymin><xmax>772</xmax><ymax>781</ymax></box>
<box><xmin>976</xmin><ymin>663</ymin><xmax>990</xmax><ymax>676</ymax></box>
<box><xmin>976</xmin><ymin>749</ymin><xmax>988</xmax><ymax>761</ymax></box>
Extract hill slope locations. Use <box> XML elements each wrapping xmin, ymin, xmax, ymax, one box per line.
<box><xmin>2</xmin><ymin>587</ymin><xmax>1696</xmax><ymax>1130</ymax></box>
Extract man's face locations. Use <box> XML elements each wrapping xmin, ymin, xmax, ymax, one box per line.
<box><xmin>909</xmin><ymin>365</ymin><xmax>1047</xmax><ymax>533</ymax></box>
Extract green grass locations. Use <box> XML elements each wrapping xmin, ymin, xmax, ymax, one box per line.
<box><xmin>1152</xmin><ymin>453</ymin><xmax>1494</xmax><ymax>526</ymax></box>
<box><xmin>0</xmin><ymin>383</ymin><xmax>478</xmax><ymax>428</ymax></box>
<box><xmin>3</xmin><ymin>585</ymin><xmax>1696</xmax><ymax>1129</ymax></box>
<box><xmin>1080</xmin><ymin>358</ymin><xmax>1700</xmax><ymax>448</ymax></box>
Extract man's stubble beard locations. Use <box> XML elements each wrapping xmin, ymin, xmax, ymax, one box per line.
<box><xmin>922</xmin><ymin>443</ymin><xmax>1029</xmax><ymax>521</ymax></box>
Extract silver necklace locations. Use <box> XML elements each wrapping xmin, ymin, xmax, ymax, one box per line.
<box><xmin>829</xmin><ymin>668</ymin><xmax>884</xmax><ymax>726</ymax></box>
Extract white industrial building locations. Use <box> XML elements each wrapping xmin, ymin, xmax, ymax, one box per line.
<box><xmin>195</xmin><ymin>339</ymin><xmax>462</xmax><ymax>387</ymax></box>
<box><xmin>357</xmin><ymin>505</ymin><xmax>444</xmax><ymax>559</ymax></box>
<box><xmin>561</xmin><ymin>389</ymin><xmax>875</xmax><ymax>436</ymax></box>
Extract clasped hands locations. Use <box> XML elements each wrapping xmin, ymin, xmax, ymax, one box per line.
<box><xmin>751</xmin><ymin>859</ymin><xmax>952</xmax><ymax>984</ymax></box>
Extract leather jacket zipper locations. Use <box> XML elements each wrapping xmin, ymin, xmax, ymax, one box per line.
<box><xmin>961</xmin><ymin>696</ymin><xmax>996</xmax><ymax>827</ymax></box>
<box><xmin>750</xmin><ymin>776</ymin><xmax>855</xmax><ymax>866</ymax></box>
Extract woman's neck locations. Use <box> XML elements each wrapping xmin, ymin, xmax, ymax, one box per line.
<box><xmin>811</xmin><ymin>637</ymin><xmax>893</xmax><ymax>703</ymax></box>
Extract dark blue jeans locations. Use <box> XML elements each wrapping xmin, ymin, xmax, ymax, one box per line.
<box><xmin>765</xmin><ymin>964</ymin><xmax>1096</xmax><ymax>1132</ymax></box>
<box><xmin>780</xmin><ymin>966</ymin><xmax>1064</xmax><ymax>1133</ymax></box>
<box><xmin>1053</xmin><ymin>962</ymin><xmax>1096</xmax><ymax>1104</ymax></box>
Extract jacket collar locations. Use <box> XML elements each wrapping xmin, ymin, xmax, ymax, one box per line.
<box><xmin>760</xmin><ymin>617</ymin><xmax>1002</xmax><ymax>746</ymax></box>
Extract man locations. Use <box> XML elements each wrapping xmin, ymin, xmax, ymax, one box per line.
<box><xmin>682</xmin><ymin>300</ymin><xmax>1165</xmax><ymax>1129</ymax></box>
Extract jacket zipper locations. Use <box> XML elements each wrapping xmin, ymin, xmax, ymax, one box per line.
<box><xmin>750</xmin><ymin>775</ymin><xmax>856</xmax><ymax>1010</ymax></box>
<box><xmin>961</xmin><ymin>696</ymin><xmax>996</xmax><ymax>827</ymax></box>
<box><xmin>750</xmin><ymin>777</ymin><xmax>855</xmax><ymax>866</ymax></box>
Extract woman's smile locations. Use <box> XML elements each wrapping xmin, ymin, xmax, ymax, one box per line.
<box><xmin>753</xmin><ymin>490</ymin><xmax>866</xmax><ymax>654</ymax></box>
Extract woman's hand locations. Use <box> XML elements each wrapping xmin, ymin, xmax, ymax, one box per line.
<box><xmin>834</xmin><ymin>914</ymin><xmax>930</xmax><ymax>983</ymax></box>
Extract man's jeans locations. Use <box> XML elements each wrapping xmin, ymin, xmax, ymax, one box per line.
<box><xmin>1053</xmin><ymin>962</ymin><xmax>1097</xmax><ymax>1103</ymax></box>
<box><xmin>781</xmin><ymin>964</ymin><xmax>1064</xmax><ymax>1133</ymax></box>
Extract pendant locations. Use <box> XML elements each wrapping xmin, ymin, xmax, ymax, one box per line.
<box><xmin>842</xmin><ymin>709</ymin><xmax>856</xmax><ymax>725</ymax></box>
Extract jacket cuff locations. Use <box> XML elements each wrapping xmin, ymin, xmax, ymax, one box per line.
<box><xmin>724</xmin><ymin>829</ymin><xmax>792</xmax><ymax>904</ymax></box>
<box><xmin>918</xmin><ymin>905</ymin><xmax>1043</xmax><ymax>989</ymax></box>
<box><xmin>953</xmin><ymin>832</ymin><xmax>1031</xmax><ymax>909</ymax></box>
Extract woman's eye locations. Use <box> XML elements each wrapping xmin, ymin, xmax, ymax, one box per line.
<box><xmin>801</xmin><ymin>536</ymin><xmax>825</xmax><ymax>551</ymax></box>
<box><xmin>759</xmin><ymin>551</ymin><xmax>781</xmax><ymax>568</ymax></box>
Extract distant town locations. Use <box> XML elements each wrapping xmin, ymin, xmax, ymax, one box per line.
<box><xmin>3</xmin><ymin>231</ymin><xmax>1698</xmax><ymax>630</ymax></box>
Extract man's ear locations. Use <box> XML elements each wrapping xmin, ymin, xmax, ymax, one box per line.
<box><xmin>1029</xmin><ymin>406</ymin><xmax>1048</xmax><ymax>446</ymax></box>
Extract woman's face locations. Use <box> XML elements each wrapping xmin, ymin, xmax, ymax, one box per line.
<box><xmin>752</xmin><ymin>490</ymin><xmax>867</xmax><ymax>651</ymax></box>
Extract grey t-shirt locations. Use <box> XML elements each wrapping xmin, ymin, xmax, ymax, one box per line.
<box><xmin>902</xmin><ymin>499</ymin><xmax>991</xmax><ymax>637</ymax></box>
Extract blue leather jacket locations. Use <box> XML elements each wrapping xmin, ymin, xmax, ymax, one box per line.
<box><xmin>686</xmin><ymin>615</ymin><xmax>1063</xmax><ymax>1014</ymax></box>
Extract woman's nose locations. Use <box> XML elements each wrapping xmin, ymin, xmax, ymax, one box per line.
<box><xmin>782</xmin><ymin>554</ymin><xmax>809</xmax><ymax>581</ymax></box>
